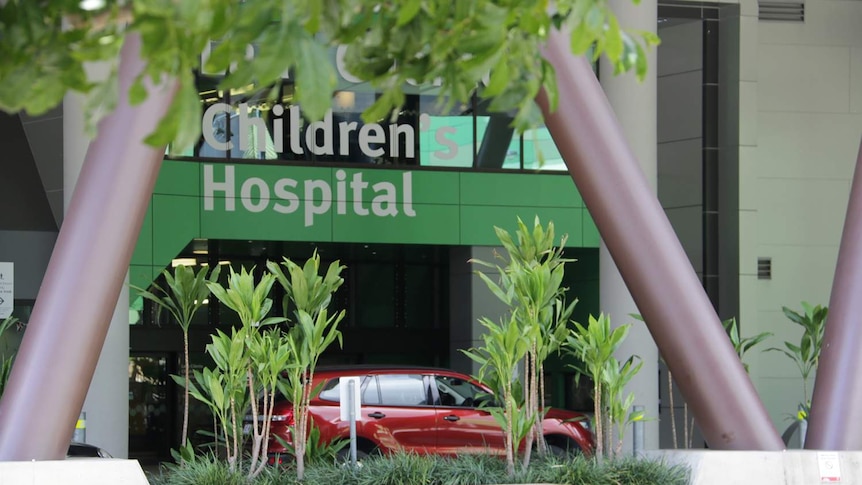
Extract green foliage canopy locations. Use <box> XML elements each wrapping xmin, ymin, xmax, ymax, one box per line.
<box><xmin>0</xmin><ymin>0</ymin><xmax>658</xmax><ymax>152</ymax></box>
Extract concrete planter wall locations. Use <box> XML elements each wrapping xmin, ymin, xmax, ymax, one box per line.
<box><xmin>645</xmin><ymin>450</ymin><xmax>862</xmax><ymax>484</ymax></box>
<box><xmin>0</xmin><ymin>459</ymin><xmax>149</xmax><ymax>485</ymax></box>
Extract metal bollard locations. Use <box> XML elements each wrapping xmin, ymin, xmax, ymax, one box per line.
<box><xmin>799</xmin><ymin>419</ymin><xmax>808</xmax><ymax>448</ymax></box>
<box><xmin>73</xmin><ymin>412</ymin><xmax>86</xmax><ymax>442</ymax></box>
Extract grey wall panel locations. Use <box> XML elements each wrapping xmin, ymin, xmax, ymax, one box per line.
<box><xmin>0</xmin><ymin>230</ymin><xmax>57</xmax><ymax>300</ymax></box>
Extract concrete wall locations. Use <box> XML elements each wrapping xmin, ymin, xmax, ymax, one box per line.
<box><xmin>648</xmin><ymin>450</ymin><xmax>862</xmax><ymax>484</ymax></box>
<box><xmin>0</xmin><ymin>459</ymin><xmax>148</xmax><ymax>485</ymax></box>
<box><xmin>0</xmin><ymin>230</ymin><xmax>57</xmax><ymax>300</ymax></box>
<box><xmin>737</xmin><ymin>0</ymin><xmax>862</xmax><ymax>439</ymax></box>
<box><xmin>449</xmin><ymin>246</ymin><xmax>508</xmax><ymax>375</ymax></box>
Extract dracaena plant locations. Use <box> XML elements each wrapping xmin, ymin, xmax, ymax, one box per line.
<box><xmin>604</xmin><ymin>354</ymin><xmax>645</xmax><ymax>457</ymax></box>
<box><xmin>462</xmin><ymin>312</ymin><xmax>533</xmax><ymax>478</ymax></box>
<box><xmin>132</xmin><ymin>264</ymin><xmax>221</xmax><ymax>446</ymax></box>
<box><xmin>564</xmin><ymin>313</ymin><xmax>640</xmax><ymax>462</ymax></box>
<box><xmin>767</xmin><ymin>302</ymin><xmax>828</xmax><ymax>409</ymax></box>
<box><xmin>0</xmin><ymin>316</ymin><xmax>23</xmax><ymax>399</ymax></box>
<box><xmin>267</xmin><ymin>251</ymin><xmax>345</xmax><ymax>481</ymax></box>
<box><xmin>244</xmin><ymin>327</ymin><xmax>295</xmax><ymax>478</ymax></box>
<box><xmin>203</xmin><ymin>265</ymin><xmax>286</xmax><ymax>478</ymax></box>
<box><xmin>721</xmin><ymin>317</ymin><xmax>772</xmax><ymax>374</ymax></box>
<box><xmin>188</xmin><ymin>328</ymin><xmax>249</xmax><ymax>471</ymax></box>
<box><xmin>465</xmin><ymin>217</ymin><xmax>576</xmax><ymax>475</ymax></box>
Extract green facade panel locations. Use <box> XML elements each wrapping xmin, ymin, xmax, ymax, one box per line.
<box><xmin>201</xmin><ymin>203</ymin><xmax>334</xmax><ymax>241</ymax></box>
<box><xmin>155</xmin><ymin>160</ymin><xmax>200</xmax><ymax>196</ymax></box>
<box><xmin>331</xmin><ymin>203</ymin><xmax>461</xmax><ymax>244</ymax></box>
<box><xmin>133</xmin><ymin>160</ymin><xmax>598</xmax><ymax>272</ymax></box>
<box><xmin>130</xmin><ymin>203</ymin><xmax>153</xmax><ymax>266</ymax></box>
<box><xmin>582</xmin><ymin>208</ymin><xmax>601</xmax><ymax>247</ymax></box>
<box><xmin>153</xmin><ymin>194</ymin><xmax>200</xmax><ymax>264</ymax></box>
<box><xmin>458</xmin><ymin>172</ymin><xmax>583</xmax><ymax>208</ymax></box>
<box><xmin>459</xmin><ymin>206</ymin><xmax>583</xmax><ymax>247</ymax></box>
<box><xmin>129</xmin><ymin>265</ymin><xmax>157</xmax><ymax>293</ymax></box>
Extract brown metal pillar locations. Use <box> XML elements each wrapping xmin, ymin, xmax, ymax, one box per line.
<box><xmin>0</xmin><ymin>33</ymin><xmax>178</xmax><ymax>460</ymax></box>
<box><xmin>806</xmin><ymin>138</ymin><xmax>862</xmax><ymax>450</ymax></box>
<box><xmin>537</xmin><ymin>29</ymin><xmax>783</xmax><ymax>450</ymax></box>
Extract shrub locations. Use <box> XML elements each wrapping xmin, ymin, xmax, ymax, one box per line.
<box><xmin>152</xmin><ymin>452</ymin><xmax>690</xmax><ymax>485</ymax></box>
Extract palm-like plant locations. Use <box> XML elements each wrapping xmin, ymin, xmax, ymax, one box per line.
<box><xmin>471</xmin><ymin>217</ymin><xmax>575</xmax><ymax>467</ymax></box>
<box><xmin>564</xmin><ymin>313</ymin><xmax>634</xmax><ymax>461</ymax></box>
<box><xmin>721</xmin><ymin>317</ymin><xmax>772</xmax><ymax>374</ymax></box>
<box><xmin>767</xmin><ymin>302</ymin><xmax>828</xmax><ymax>406</ymax></box>
<box><xmin>462</xmin><ymin>312</ymin><xmax>533</xmax><ymax>477</ymax></box>
<box><xmin>132</xmin><ymin>264</ymin><xmax>220</xmax><ymax>445</ymax></box>
<box><xmin>267</xmin><ymin>252</ymin><xmax>345</xmax><ymax>481</ymax></box>
<box><xmin>205</xmin><ymin>265</ymin><xmax>286</xmax><ymax>477</ymax></box>
<box><xmin>0</xmin><ymin>316</ymin><xmax>22</xmax><ymax>398</ymax></box>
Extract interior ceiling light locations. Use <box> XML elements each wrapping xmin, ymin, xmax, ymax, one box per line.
<box><xmin>171</xmin><ymin>258</ymin><xmax>198</xmax><ymax>268</ymax></box>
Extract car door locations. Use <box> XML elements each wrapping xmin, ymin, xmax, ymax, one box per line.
<box><xmin>432</xmin><ymin>374</ymin><xmax>506</xmax><ymax>455</ymax></box>
<box><xmin>358</xmin><ymin>373</ymin><xmax>438</xmax><ymax>454</ymax></box>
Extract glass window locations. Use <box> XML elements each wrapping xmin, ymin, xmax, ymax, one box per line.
<box><xmin>404</xmin><ymin>264</ymin><xmax>435</xmax><ymax>328</ymax></box>
<box><xmin>417</xmin><ymin>95</ymin><xmax>474</xmax><ymax>168</ymax></box>
<box><xmin>355</xmin><ymin>262</ymin><xmax>395</xmax><ymax>328</ymax></box>
<box><xmin>318</xmin><ymin>378</ymin><xmax>342</xmax><ymax>402</ymax></box>
<box><xmin>363</xmin><ymin>376</ymin><xmax>381</xmax><ymax>405</ymax></box>
<box><xmin>378</xmin><ymin>374</ymin><xmax>428</xmax><ymax>406</ymax></box>
<box><xmin>317</xmin><ymin>376</ymin><xmax>373</xmax><ymax>404</ymax></box>
<box><xmin>522</xmin><ymin>127</ymin><xmax>566</xmax><ymax>171</ymax></box>
<box><xmin>434</xmin><ymin>375</ymin><xmax>488</xmax><ymax>407</ymax></box>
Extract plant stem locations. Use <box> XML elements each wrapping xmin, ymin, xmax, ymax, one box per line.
<box><xmin>668</xmin><ymin>367</ymin><xmax>677</xmax><ymax>449</ymax></box>
<box><xmin>181</xmin><ymin>330</ymin><xmax>190</xmax><ymax>445</ymax></box>
<box><xmin>594</xmin><ymin>379</ymin><xmax>603</xmax><ymax>462</ymax></box>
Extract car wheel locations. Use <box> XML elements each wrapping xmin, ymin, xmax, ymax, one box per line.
<box><xmin>544</xmin><ymin>439</ymin><xmax>582</xmax><ymax>458</ymax></box>
<box><xmin>336</xmin><ymin>446</ymin><xmax>376</xmax><ymax>462</ymax></box>
<box><xmin>548</xmin><ymin>444</ymin><xmax>567</xmax><ymax>457</ymax></box>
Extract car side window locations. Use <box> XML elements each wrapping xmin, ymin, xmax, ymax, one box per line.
<box><xmin>317</xmin><ymin>378</ymin><xmax>341</xmax><ymax>402</ymax></box>
<box><xmin>318</xmin><ymin>376</ymin><xmax>372</xmax><ymax>403</ymax></box>
<box><xmin>363</xmin><ymin>376</ymin><xmax>381</xmax><ymax>404</ymax></box>
<box><xmin>434</xmin><ymin>375</ymin><xmax>487</xmax><ymax>407</ymax></box>
<box><xmin>377</xmin><ymin>374</ymin><xmax>429</xmax><ymax>406</ymax></box>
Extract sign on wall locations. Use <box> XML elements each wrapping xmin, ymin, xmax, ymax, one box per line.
<box><xmin>130</xmin><ymin>160</ymin><xmax>597</xmax><ymax>291</ymax></box>
<box><xmin>0</xmin><ymin>262</ymin><xmax>13</xmax><ymax>319</ymax></box>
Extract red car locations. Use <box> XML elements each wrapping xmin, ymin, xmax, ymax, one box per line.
<box><xmin>262</xmin><ymin>366</ymin><xmax>593</xmax><ymax>460</ymax></box>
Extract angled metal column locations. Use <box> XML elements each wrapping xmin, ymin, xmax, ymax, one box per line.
<box><xmin>806</xmin><ymin>138</ymin><xmax>862</xmax><ymax>450</ymax></box>
<box><xmin>538</xmin><ymin>29</ymin><xmax>783</xmax><ymax>449</ymax></box>
<box><xmin>0</xmin><ymin>33</ymin><xmax>178</xmax><ymax>460</ymax></box>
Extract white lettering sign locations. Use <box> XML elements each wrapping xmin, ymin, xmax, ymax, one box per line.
<box><xmin>202</xmin><ymin>103</ymin><xmax>418</xmax><ymax>161</ymax></box>
<box><xmin>818</xmin><ymin>451</ymin><xmax>842</xmax><ymax>482</ymax></box>
<box><xmin>0</xmin><ymin>262</ymin><xmax>13</xmax><ymax>319</ymax></box>
<box><xmin>203</xmin><ymin>165</ymin><xmax>416</xmax><ymax>227</ymax></box>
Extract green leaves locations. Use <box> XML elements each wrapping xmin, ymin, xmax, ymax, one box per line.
<box><xmin>207</xmin><ymin>266</ymin><xmax>285</xmax><ymax>328</ymax></box>
<box><xmin>564</xmin><ymin>313</ymin><xmax>645</xmax><ymax>459</ymax></box>
<box><xmin>721</xmin><ymin>317</ymin><xmax>772</xmax><ymax>374</ymax></box>
<box><xmin>1</xmin><ymin>0</ymin><xmax>658</xmax><ymax>154</ymax></box>
<box><xmin>268</xmin><ymin>251</ymin><xmax>345</xmax><ymax>480</ymax></box>
<box><xmin>465</xmin><ymin>217</ymin><xmax>575</xmax><ymax>474</ymax></box>
<box><xmin>767</xmin><ymin>301</ymin><xmax>828</xmax><ymax>403</ymax></box>
<box><xmin>133</xmin><ymin>264</ymin><xmax>221</xmax><ymax>331</ymax></box>
<box><xmin>566</xmin><ymin>314</ymin><xmax>630</xmax><ymax>379</ymax></box>
<box><xmin>267</xmin><ymin>251</ymin><xmax>345</xmax><ymax>319</ymax></box>
<box><xmin>0</xmin><ymin>316</ymin><xmax>22</xmax><ymax>399</ymax></box>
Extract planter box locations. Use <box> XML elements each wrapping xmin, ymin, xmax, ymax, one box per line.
<box><xmin>645</xmin><ymin>450</ymin><xmax>862</xmax><ymax>484</ymax></box>
<box><xmin>0</xmin><ymin>459</ymin><xmax>149</xmax><ymax>485</ymax></box>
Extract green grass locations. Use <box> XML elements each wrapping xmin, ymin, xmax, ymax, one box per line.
<box><xmin>149</xmin><ymin>452</ymin><xmax>690</xmax><ymax>485</ymax></box>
